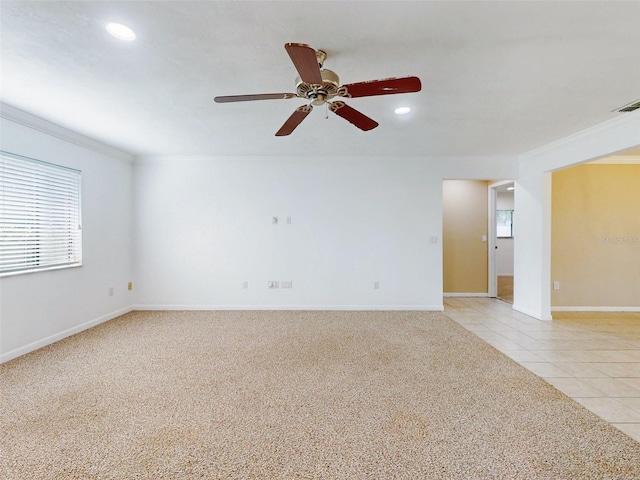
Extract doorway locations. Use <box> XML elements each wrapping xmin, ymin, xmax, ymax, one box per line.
<box><xmin>488</xmin><ymin>181</ymin><xmax>515</xmax><ymax>303</ymax></box>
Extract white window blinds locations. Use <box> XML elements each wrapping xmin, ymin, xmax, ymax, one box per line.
<box><xmin>0</xmin><ymin>151</ymin><xmax>82</xmax><ymax>276</ymax></box>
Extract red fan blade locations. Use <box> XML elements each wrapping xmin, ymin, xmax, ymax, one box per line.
<box><xmin>275</xmin><ymin>105</ymin><xmax>313</xmax><ymax>136</ymax></box>
<box><xmin>285</xmin><ymin>43</ymin><xmax>323</xmax><ymax>85</ymax></box>
<box><xmin>329</xmin><ymin>101</ymin><xmax>378</xmax><ymax>131</ymax></box>
<box><xmin>214</xmin><ymin>93</ymin><xmax>296</xmax><ymax>103</ymax></box>
<box><xmin>341</xmin><ymin>76</ymin><xmax>421</xmax><ymax>98</ymax></box>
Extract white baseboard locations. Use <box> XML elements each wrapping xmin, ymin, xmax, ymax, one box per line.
<box><xmin>512</xmin><ymin>304</ymin><xmax>553</xmax><ymax>321</ymax></box>
<box><xmin>131</xmin><ymin>304</ymin><xmax>444</xmax><ymax>312</ymax></box>
<box><xmin>0</xmin><ymin>306</ymin><xmax>132</xmax><ymax>364</ymax></box>
<box><xmin>551</xmin><ymin>306</ymin><xmax>640</xmax><ymax>312</ymax></box>
<box><xmin>443</xmin><ymin>293</ymin><xmax>489</xmax><ymax>298</ymax></box>
<box><xmin>1</xmin><ymin>303</ymin><xmax>446</xmax><ymax>364</ymax></box>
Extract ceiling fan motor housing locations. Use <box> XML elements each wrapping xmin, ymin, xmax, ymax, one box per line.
<box><xmin>295</xmin><ymin>69</ymin><xmax>340</xmax><ymax>105</ymax></box>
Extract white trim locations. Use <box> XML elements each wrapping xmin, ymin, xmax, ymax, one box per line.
<box><xmin>487</xmin><ymin>181</ymin><xmax>512</xmax><ymax>298</ymax></box>
<box><xmin>0</xmin><ymin>306</ymin><xmax>133</xmax><ymax>364</ymax></box>
<box><xmin>443</xmin><ymin>293</ymin><xmax>489</xmax><ymax>298</ymax></box>
<box><xmin>513</xmin><ymin>304</ymin><xmax>553</xmax><ymax>321</ymax></box>
<box><xmin>589</xmin><ymin>155</ymin><xmax>640</xmax><ymax>164</ymax></box>
<box><xmin>0</xmin><ymin>103</ymin><xmax>134</xmax><ymax>163</ymax></box>
<box><xmin>488</xmin><ymin>180</ymin><xmax>515</xmax><ymax>189</ymax></box>
<box><xmin>541</xmin><ymin>172</ymin><xmax>553</xmax><ymax>319</ymax></box>
<box><xmin>134</xmin><ymin>154</ymin><xmax>516</xmax><ymax>166</ymax></box>
<box><xmin>488</xmin><ymin>184</ymin><xmax>497</xmax><ymax>298</ymax></box>
<box><xmin>131</xmin><ymin>304</ymin><xmax>444</xmax><ymax>312</ymax></box>
<box><xmin>552</xmin><ymin>306</ymin><xmax>640</xmax><ymax>312</ymax></box>
<box><xmin>520</xmin><ymin>110</ymin><xmax>640</xmax><ymax>163</ymax></box>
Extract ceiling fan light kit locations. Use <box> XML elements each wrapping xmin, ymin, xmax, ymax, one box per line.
<box><xmin>214</xmin><ymin>43</ymin><xmax>422</xmax><ymax>136</ymax></box>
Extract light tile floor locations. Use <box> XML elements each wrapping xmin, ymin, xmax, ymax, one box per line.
<box><xmin>444</xmin><ymin>297</ymin><xmax>640</xmax><ymax>443</ymax></box>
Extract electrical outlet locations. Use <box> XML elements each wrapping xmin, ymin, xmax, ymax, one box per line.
<box><xmin>268</xmin><ymin>281</ymin><xmax>279</xmax><ymax>289</ymax></box>
<box><xmin>553</xmin><ymin>281</ymin><xmax>560</xmax><ymax>290</ymax></box>
<box><xmin>243</xmin><ymin>281</ymin><xmax>248</xmax><ymax>289</ymax></box>
<box><xmin>128</xmin><ymin>282</ymin><xmax>133</xmax><ymax>290</ymax></box>
<box><xmin>286</xmin><ymin>216</ymin><xmax>292</xmax><ymax>225</ymax></box>
<box><xmin>374</xmin><ymin>281</ymin><xmax>380</xmax><ymax>290</ymax></box>
<box><xmin>281</xmin><ymin>280</ymin><xmax>292</xmax><ymax>289</ymax></box>
<box><xmin>109</xmin><ymin>286</ymin><xmax>114</xmax><ymax>296</ymax></box>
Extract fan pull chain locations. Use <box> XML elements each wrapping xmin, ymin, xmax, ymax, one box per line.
<box><xmin>325</xmin><ymin>103</ymin><xmax>329</xmax><ymax>119</ymax></box>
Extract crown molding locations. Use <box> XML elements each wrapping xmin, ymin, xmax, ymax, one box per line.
<box><xmin>589</xmin><ymin>155</ymin><xmax>640</xmax><ymax>164</ymax></box>
<box><xmin>0</xmin><ymin>103</ymin><xmax>134</xmax><ymax>163</ymax></box>
<box><xmin>519</xmin><ymin>111</ymin><xmax>640</xmax><ymax>164</ymax></box>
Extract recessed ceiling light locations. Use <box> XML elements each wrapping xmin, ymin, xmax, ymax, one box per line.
<box><xmin>394</xmin><ymin>107</ymin><xmax>411</xmax><ymax>115</ymax></box>
<box><xmin>105</xmin><ymin>23</ymin><xmax>136</xmax><ymax>41</ymax></box>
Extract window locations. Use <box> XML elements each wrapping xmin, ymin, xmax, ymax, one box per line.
<box><xmin>0</xmin><ymin>151</ymin><xmax>82</xmax><ymax>276</ymax></box>
<box><xmin>497</xmin><ymin>209</ymin><xmax>514</xmax><ymax>238</ymax></box>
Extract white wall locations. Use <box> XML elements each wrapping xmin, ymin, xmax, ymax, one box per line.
<box><xmin>133</xmin><ymin>155</ymin><xmax>516</xmax><ymax>311</ymax></box>
<box><xmin>0</xmin><ymin>115</ymin><xmax>133</xmax><ymax>362</ymax></box>
<box><xmin>496</xmin><ymin>191</ymin><xmax>514</xmax><ymax>275</ymax></box>
<box><xmin>133</xmin><ymin>157</ymin><xmax>446</xmax><ymax>310</ymax></box>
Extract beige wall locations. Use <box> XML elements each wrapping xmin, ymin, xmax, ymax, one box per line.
<box><xmin>551</xmin><ymin>164</ymin><xmax>640</xmax><ymax>307</ymax></box>
<box><xmin>443</xmin><ymin>180</ymin><xmax>488</xmax><ymax>293</ymax></box>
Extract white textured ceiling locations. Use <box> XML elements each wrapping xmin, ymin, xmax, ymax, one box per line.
<box><xmin>1</xmin><ymin>1</ymin><xmax>639</xmax><ymax>157</ymax></box>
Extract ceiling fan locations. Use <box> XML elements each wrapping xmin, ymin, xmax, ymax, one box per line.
<box><xmin>214</xmin><ymin>43</ymin><xmax>422</xmax><ymax>136</ymax></box>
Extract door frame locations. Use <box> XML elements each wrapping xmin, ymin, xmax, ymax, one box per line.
<box><xmin>488</xmin><ymin>180</ymin><xmax>514</xmax><ymax>298</ymax></box>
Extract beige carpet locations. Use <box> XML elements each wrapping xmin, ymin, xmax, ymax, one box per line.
<box><xmin>1</xmin><ymin>310</ymin><xmax>639</xmax><ymax>479</ymax></box>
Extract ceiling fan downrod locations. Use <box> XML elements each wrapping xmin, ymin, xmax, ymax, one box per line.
<box><xmin>316</xmin><ymin>49</ymin><xmax>327</xmax><ymax>68</ymax></box>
